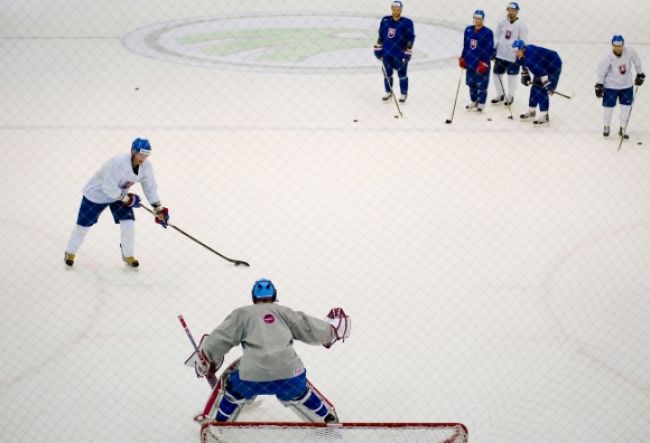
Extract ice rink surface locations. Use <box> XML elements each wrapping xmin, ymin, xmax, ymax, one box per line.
<box><xmin>1</xmin><ymin>0</ymin><xmax>649</xmax><ymax>441</ymax></box>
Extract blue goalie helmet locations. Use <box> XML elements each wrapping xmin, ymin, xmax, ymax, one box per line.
<box><xmin>473</xmin><ymin>9</ymin><xmax>485</xmax><ymax>20</ymax></box>
<box><xmin>512</xmin><ymin>39</ymin><xmax>526</xmax><ymax>50</ymax></box>
<box><xmin>131</xmin><ymin>138</ymin><xmax>152</xmax><ymax>155</ymax></box>
<box><xmin>251</xmin><ymin>278</ymin><xmax>277</xmax><ymax>303</ymax></box>
<box><xmin>611</xmin><ymin>35</ymin><xmax>624</xmax><ymax>46</ymax></box>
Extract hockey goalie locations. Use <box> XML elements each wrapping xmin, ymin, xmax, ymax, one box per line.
<box><xmin>184</xmin><ymin>278</ymin><xmax>351</xmax><ymax>424</ymax></box>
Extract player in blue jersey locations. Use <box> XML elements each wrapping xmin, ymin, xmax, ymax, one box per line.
<box><xmin>459</xmin><ymin>10</ymin><xmax>495</xmax><ymax>112</ymax></box>
<box><xmin>373</xmin><ymin>0</ymin><xmax>415</xmax><ymax>103</ymax></box>
<box><xmin>512</xmin><ymin>40</ymin><xmax>562</xmax><ymax>125</ymax></box>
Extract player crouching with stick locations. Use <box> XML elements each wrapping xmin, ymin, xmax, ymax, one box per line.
<box><xmin>186</xmin><ymin>279</ymin><xmax>351</xmax><ymax>423</ymax></box>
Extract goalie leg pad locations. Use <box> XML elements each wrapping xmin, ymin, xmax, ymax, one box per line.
<box><xmin>214</xmin><ymin>389</ymin><xmax>251</xmax><ymax>422</ymax></box>
<box><xmin>281</xmin><ymin>387</ymin><xmax>338</xmax><ymax>423</ymax></box>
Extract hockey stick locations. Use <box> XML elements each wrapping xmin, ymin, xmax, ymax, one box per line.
<box><xmin>552</xmin><ymin>90</ymin><xmax>573</xmax><ymax>99</ymax></box>
<box><xmin>140</xmin><ymin>205</ymin><xmax>249</xmax><ymax>267</ymax></box>
<box><xmin>445</xmin><ymin>70</ymin><xmax>463</xmax><ymax>124</ymax></box>
<box><xmin>496</xmin><ymin>73</ymin><xmax>514</xmax><ymax>120</ymax></box>
<box><xmin>618</xmin><ymin>85</ymin><xmax>639</xmax><ymax>152</ymax></box>
<box><xmin>179</xmin><ymin>314</ymin><xmax>218</xmax><ymax>389</ymax></box>
<box><xmin>380</xmin><ymin>62</ymin><xmax>403</xmax><ymax>118</ymax></box>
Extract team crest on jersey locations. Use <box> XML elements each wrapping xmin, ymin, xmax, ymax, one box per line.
<box><xmin>388</xmin><ymin>28</ymin><xmax>396</xmax><ymax>38</ymax></box>
<box><xmin>263</xmin><ymin>313</ymin><xmax>275</xmax><ymax>324</ymax></box>
<box><xmin>619</xmin><ymin>64</ymin><xmax>627</xmax><ymax>75</ymax></box>
<box><xmin>470</xmin><ymin>39</ymin><xmax>478</xmax><ymax>50</ymax></box>
<box><xmin>505</xmin><ymin>30</ymin><xmax>512</xmax><ymax>40</ymax></box>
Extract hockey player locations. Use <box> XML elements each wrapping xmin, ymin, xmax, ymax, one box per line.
<box><xmin>188</xmin><ymin>279</ymin><xmax>351</xmax><ymax>423</ymax></box>
<box><xmin>63</xmin><ymin>138</ymin><xmax>169</xmax><ymax>268</ymax></box>
<box><xmin>459</xmin><ymin>10</ymin><xmax>495</xmax><ymax>112</ymax></box>
<box><xmin>374</xmin><ymin>0</ymin><xmax>415</xmax><ymax>103</ymax></box>
<box><xmin>595</xmin><ymin>35</ymin><xmax>644</xmax><ymax>138</ymax></box>
<box><xmin>491</xmin><ymin>2</ymin><xmax>528</xmax><ymax>105</ymax></box>
<box><xmin>513</xmin><ymin>40</ymin><xmax>563</xmax><ymax>125</ymax></box>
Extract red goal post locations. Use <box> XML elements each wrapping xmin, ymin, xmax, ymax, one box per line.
<box><xmin>200</xmin><ymin>421</ymin><xmax>468</xmax><ymax>443</ymax></box>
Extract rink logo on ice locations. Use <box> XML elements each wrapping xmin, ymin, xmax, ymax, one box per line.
<box><xmin>122</xmin><ymin>13</ymin><xmax>463</xmax><ymax>73</ymax></box>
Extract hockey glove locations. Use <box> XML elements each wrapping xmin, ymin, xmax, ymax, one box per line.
<box><xmin>594</xmin><ymin>83</ymin><xmax>604</xmax><ymax>98</ymax></box>
<box><xmin>373</xmin><ymin>44</ymin><xmax>383</xmax><ymax>60</ymax></box>
<box><xmin>324</xmin><ymin>307</ymin><xmax>351</xmax><ymax>348</ymax></box>
<box><xmin>184</xmin><ymin>335</ymin><xmax>224</xmax><ymax>378</ymax></box>
<box><xmin>458</xmin><ymin>57</ymin><xmax>466</xmax><ymax>69</ymax></box>
<box><xmin>635</xmin><ymin>73</ymin><xmax>645</xmax><ymax>86</ymax></box>
<box><xmin>521</xmin><ymin>68</ymin><xmax>531</xmax><ymax>86</ymax></box>
<box><xmin>402</xmin><ymin>49</ymin><xmax>412</xmax><ymax>65</ymax></box>
<box><xmin>540</xmin><ymin>76</ymin><xmax>554</xmax><ymax>95</ymax></box>
<box><xmin>477</xmin><ymin>61</ymin><xmax>489</xmax><ymax>75</ymax></box>
<box><xmin>153</xmin><ymin>204</ymin><xmax>169</xmax><ymax>228</ymax></box>
<box><xmin>120</xmin><ymin>193</ymin><xmax>141</xmax><ymax>208</ymax></box>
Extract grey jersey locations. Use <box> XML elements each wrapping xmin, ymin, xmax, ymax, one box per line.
<box><xmin>201</xmin><ymin>303</ymin><xmax>334</xmax><ymax>382</ymax></box>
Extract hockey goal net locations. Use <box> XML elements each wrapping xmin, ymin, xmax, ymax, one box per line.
<box><xmin>200</xmin><ymin>422</ymin><xmax>468</xmax><ymax>443</ymax></box>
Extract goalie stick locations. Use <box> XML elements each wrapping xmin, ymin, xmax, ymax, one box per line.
<box><xmin>140</xmin><ymin>205</ymin><xmax>250</xmax><ymax>267</ymax></box>
<box><xmin>179</xmin><ymin>315</ymin><xmax>218</xmax><ymax>389</ymax></box>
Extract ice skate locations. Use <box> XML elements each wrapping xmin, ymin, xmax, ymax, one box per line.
<box><xmin>122</xmin><ymin>255</ymin><xmax>140</xmax><ymax>268</ymax></box>
<box><xmin>64</xmin><ymin>252</ymin><xmax>75</xmax><ymax>267</ymax></box>
<box><xmin>398</xmin><ymin>94</ymin><xmax>407</xmax><ymax>103</ymax></box>
<box><xmin>533</xmin><ymin>114</ymin><xmax>549</xmax><ymax>125</ymax></box>
<box><xmin>491</xmin><ymin>95</ymin><xmax>504</xmax><ymax>104</ymax></box>
<box><xmin>381</xmin><ymin>92</ymin><xmax>391</xmax><ymax>102</ymax></box>
<box><xmin>520</xmin><ymin>110</ymin><xmax>536</xmax><ymax>120</ymax></box>
<box><xmin>619</xmin><ymin>127</ymin><xmax>629</xmax><ymax>139</ymax></box>
<box><xmin>476</xmin><ymin>103</ymin><xmax>484</xmax><ymax>112</ymax></box>
<box><xmin>465</xmin><ymin>102</ymin><xmax>478</xmax><ymax>111</ymax></box>
<box><xmin>504</xmin><ymin>96</ymin><xmax>514</xmax><ymax>106</ymax></box>
<box><xmin>603</xmin><ymin>126</ymin><xmax>610</xmax><ymax>137</ymax></box>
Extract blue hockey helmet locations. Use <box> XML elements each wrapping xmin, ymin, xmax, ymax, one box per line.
<box><xmin>473</xmin><ymin>9</ymin><xmax>485</xmax><ymax>20</ymax></box>
<box><xmin>512</xmin><ymin>39</ymin><xmax>526</xmax><ymax>50</ymax></box>
<box><xmin>507</xmin><ymin>2</ymin><xmax>520</xmax><ymax>10</ymax></box>
<box><xmin>131</xmin><ymin>138</ymin><xmax>152</xmax><ymax>156</ymax></box>
<box><xmin>611</xmin><ymin>35</ymin><xmax>624</xmax><ymax>46</ymax></box>
<box><xmin>251</xmin><ymin>278</ymin><xmax>277</xmax><ymax>303</ymax></box>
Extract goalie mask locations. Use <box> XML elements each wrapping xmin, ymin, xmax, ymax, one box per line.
<box><xmin>251</xmin><ymin>278</ymin><xmax>277</xmax><ymax>303</ymax></box>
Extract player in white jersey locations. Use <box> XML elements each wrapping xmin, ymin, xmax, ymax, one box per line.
<box><xmin>187</xmin><ymin>279</ymin><xmax>351</xmax><ymax>423</ymax></box>
<box><xmin>64</xmin><ymin>138</ymin><xmax>170</xmax><ymax>268</ymax></box>
<box><xmin>491</xmin><ymin>2</ymin><xmax>528</xmax><ymax>105</ymax></box>
<box><xmin>595</xmin><ymin>35</ymin><xmax>644</xmax><ymax>137</ymax></box>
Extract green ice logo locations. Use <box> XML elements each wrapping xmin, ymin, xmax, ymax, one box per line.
<box><xmin>123</xmin><ymin>13</ymin><xmax>463</xmax><ymax>73</ymax></box>
<box><xmin>180</xmin><ymin>28</ymin><xmax>376</xmax><ymax>64</ymax></box>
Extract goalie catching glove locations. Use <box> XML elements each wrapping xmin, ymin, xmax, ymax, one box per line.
<box><xmin>184</xmin><ymin>334</ymin><xmax>224</xmax><ymax>378</ymax></box>
<box><xmin>324</xmin><ymin>307</ymin><xmax>351</xmax><ymax>348</ymax></box>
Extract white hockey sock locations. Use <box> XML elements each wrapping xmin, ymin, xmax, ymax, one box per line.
<box><xmin>66</xmin><ymin>225</ymin><xmax>90</xmax><ymax>254</ymax></box>
<box><xmin>619</xmin><ymin>105</ymin><xmax>631</xmax><ymax>128</ymax></box>
<box><xmin>602</xmin><ymin>107</ymin><xmax>614</xmax><ymax>126</ymax></box>
<box><xmin>494</xmin><ymin>74</ymin><xmax>504</xmax><ymax>96</ymax></box>
<box><xmin>120</xmin><ymin>220</ymin><xmax>136</xmax><ymax>257</ymax></box>
<box><xmin>507</xmin><ymin>74</ymin><xmax>518</xmax><ymax>99</ymax></box>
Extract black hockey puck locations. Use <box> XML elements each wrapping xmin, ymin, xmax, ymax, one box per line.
<box><xmin>135</xmin><ymin>87</ymin><xmax>139</xmax><ymax>91</ymax></box>
<box><xmin>487</xmin><ymin>118</ymin><xmax>492</xmax><ymax>121</ymax></box>
<box><xmin>638</xmin><ymin>141</ymin><xmax>643</xmax><ymax>145</ymax></box>
<box><xmin>353</xmin><ymin>119</ymin><xmax>358</xmax><ymax>122</ymax></box>
<box><xmin>394</xmin><ymin>115</ymin><xmax>399</xmax><ymax>118</ymax></box>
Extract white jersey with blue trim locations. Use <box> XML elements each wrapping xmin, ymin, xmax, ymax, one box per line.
<box><xmin>597</xmin><ymin>46</ymin><xmax>643</xmax><ymax>90</ymax></box>
<box><xmin>494</xmin><ymin>17</ymin><xmax>528</xmax><ymax>62</ymax></box>
<box><xmin>82</xmin><ymin>153</ymin><xmax>160</xmax><ymax>204</ymax></box>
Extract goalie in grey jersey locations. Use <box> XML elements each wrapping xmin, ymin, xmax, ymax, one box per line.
<box><xmin>186</xmin><ymin>278</ymin><xmax>351</xmax><ymax>423</ymax></box>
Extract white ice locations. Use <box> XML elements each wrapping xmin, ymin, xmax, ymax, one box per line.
<box><xmin>1</xmin><ymin>0</ymin><xmax>649</xmax><ymax>442</ymax></box>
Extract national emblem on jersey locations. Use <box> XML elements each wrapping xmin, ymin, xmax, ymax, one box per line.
<box><xmin>505</xmin><ymin>30</ymin><xmax>512</xmax><ymax>40</ymax></box>
<box><xmin>618</xmin><ymin>64</ymin><xmax>627</xmax><ymax>75</ymax></box>
<box><xmin>263</xmin><ymin>313</ymin><xmax>276</xmax><ymax>324</ymax></box>
<box><xmin>470</xmin><ymin>39</ymin><xmax>478</xmax><ymax>50</ymax></box>
<box><xmin>388</xmin><ymin>28</ymin><xmax>396</xmax><ymax>38</ymax></box>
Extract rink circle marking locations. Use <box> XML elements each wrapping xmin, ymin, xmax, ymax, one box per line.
<box><xmin>122</xmin><ymin>12</ymin><xmax>463</xmax><ymax>73</ymax></box>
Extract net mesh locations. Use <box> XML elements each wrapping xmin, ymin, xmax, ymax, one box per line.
<box><xmin>201</xmin><ymin>422</ymin><xmax>468</xmax><ymax>443</ymax></box>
